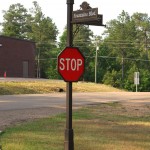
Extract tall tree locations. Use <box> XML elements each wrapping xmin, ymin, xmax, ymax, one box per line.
<box><xmin>28</xmin><ymin>1</ymin><xmax>58</xmax><ymax>78</ymax></box>
<box><xmin>29</xmin><ymin>1</ymin><xmax>58</xmax><ymax>42</ymax></box>
<box><xmin>1</xmin><ymin>3</ymin><xmax>30</xmax><ymax>39</ymax></box>
<box><xmin>131</xmin><ymin>13</ymin><xmax>150</xmax><ymax>59</ymax></box>
<box><xmin>102</xmin><ymin>11</ymin><xmax>150</xmax><ymax>91</ymax></box>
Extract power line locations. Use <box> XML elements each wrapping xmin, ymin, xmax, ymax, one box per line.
<box><xmin>35</xmin><ymin>55</ymin><xmax>150</xmax><ymax>62</ymax></box>
<box><xmin>86</xmin><ymin>55</ymin><xmax>150</xmax><ymax>62</ymax></box>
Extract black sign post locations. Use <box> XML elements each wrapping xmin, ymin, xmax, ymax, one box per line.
<box><xmin>65</xmin><ymin>0</ymin><xmax>74</xmax><ymax>150</ymax></box>
<box><xmin>63</xmin><ymin>1</ymin><xmax>105</xmax><ymax>150</ymax></box>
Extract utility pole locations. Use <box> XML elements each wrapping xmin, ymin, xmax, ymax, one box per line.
<box><xmin>122</xmin><ymin>56</ymin><xmax>124</xmax><ymax>88</ymax></box>
<box><xmin>95</xmin><ymin>45</ymin><xmax>99</xmax><ymax>83</ymax></box>
<box><xmin>37</xmin><ymin>52</ymin><xmax>40</xmax><ymax>78</ymax></box>
<box><xmin>121</xmin><ymin>49</ymin><xmax>125</xmax><ymax>88</ymax></box>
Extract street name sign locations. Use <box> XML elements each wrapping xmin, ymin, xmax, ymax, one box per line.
<box><xmin>72</xmin><ymin>8</ymin><xmax>103</xmax><ymax>26</ymax></box>
<box><xmin>72</xmin><ymin>8</ymin><xmax>98</xmax><ymax>22</ymax></box>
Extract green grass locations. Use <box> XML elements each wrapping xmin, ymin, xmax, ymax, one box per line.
<box><xmin>0</xmin><ymin>80</ymin><xmax>123</xmax><ymax>95</ymax></box>
<box><xmin>0</xmin><ymin>103</ymin><xmax>150</xmax><ymax>150</ymax></box>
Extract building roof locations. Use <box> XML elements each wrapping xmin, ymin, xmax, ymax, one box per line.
<box><xmin>0</xmin><ymin>35</ymin><xmax>35</xmax><ymax>43</ymax></box>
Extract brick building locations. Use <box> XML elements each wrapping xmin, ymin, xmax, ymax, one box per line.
<box><xmin>0</xmin><ymin>36</ymin><xmax>35</xmax><ymax>78</ymax></box>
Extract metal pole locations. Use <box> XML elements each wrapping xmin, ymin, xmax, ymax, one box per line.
<box><xmin>136</xmin><ymin>84</ymin><xmax>138</xmax><ymax>92</ymax></box>
<box><xmin>65</xmin><ymin>0</ymin><xmax>74</xmax><ymax>150</ymax></box>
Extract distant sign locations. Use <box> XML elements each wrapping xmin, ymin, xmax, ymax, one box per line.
<box><xmin>72</xmin><ymin>8</ymin><xmax>98</xmax><ymax>23</ymax></box>
<box><xmin>134</xmin><ymin>72</ymin><xmax>139</xmax><ymax>85</ymax></box>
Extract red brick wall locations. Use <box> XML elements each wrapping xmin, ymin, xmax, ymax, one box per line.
<box><xmin>0</xmin><ymin>36</ymin><xmax>35</xmax><ymax>78</ymax></box>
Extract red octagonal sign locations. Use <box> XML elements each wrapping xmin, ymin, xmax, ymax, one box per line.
<box><xmin>58</xmin><ymin>47</ymin><xmax>85</xmax><ymax>82</ymax></box>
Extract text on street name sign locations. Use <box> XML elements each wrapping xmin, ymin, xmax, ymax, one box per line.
<box><xmin>72</xmin><ymin>8</ymin><xmax>98</xmax><ymax>22</ymax></box>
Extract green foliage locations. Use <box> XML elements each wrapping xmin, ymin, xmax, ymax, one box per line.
<box><xmin>102</xmin><ymin>70</ymin><xmax>121</xmax><ymax>87</ymax></box>
<box><xmin>28</xmin><ymin>1</ymin><xmax>59</xmax><ymax>78</ymax></box>
<box><xmin>1</xmin><ymin>3</ymin><xmax>31</xmax><ymax>39</ymax></box>
<box><xmin>44</xmin><ymin>59</ymin><xmax>61</xmax><ymax>79</ymax></box>
<box><xmin>101</xmin><ymin>11</ymin><xmax>150</xmax><ymax>91</ymax></box>
<box><xmin>59</xmin><ymin>28</ymin><xmax>67</xmax><ymax>50</ymax></box>
<box><xmin>123</xmin><ymin>64</ymin><xmax>137</xmax><ymax>91</ymax></box>
<box><xmin>1</xmin><ymin>1</ymin><xmax>59</xmax><ymax>78</ymax></box>
<box><xmin>138</xmin><ymin>69</ymin><xmax>150</xmax><ymax>91</ymax></box>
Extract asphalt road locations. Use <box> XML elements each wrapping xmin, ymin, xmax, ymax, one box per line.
<box><xmin>0</xmin><ymin>92</ymin><xmax>150</xmax><ymax>111</ymax></box>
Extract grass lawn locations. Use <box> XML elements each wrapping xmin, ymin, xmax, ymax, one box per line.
<box><xmin>0</xmin><ymin>80</ymin><xmax>123</xmax><ymax>95</ymax></box>
<box><xmin>0</xmin><ymin>102</ymin><xmax>150</xmax><ymax>150</ymax></box>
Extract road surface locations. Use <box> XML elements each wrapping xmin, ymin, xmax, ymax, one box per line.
<box><xmin>0</xmin><ymin>92</ymin><xmax>150</xmax><ymax>130</ymax></box>
<box><xmin>0</xmin><ymin>92</ymin><xmax>150</xmax><ymax>111</ymax></box>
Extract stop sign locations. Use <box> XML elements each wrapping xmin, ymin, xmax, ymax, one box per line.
<box><xmin>58</xmin><ymin>47</ymin><xmax>85</xmax><ymax>82</ymax></box>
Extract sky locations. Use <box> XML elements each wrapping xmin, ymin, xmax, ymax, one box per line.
<box><xmin>0</xmin><ymin>0</ymin><xmax>150</xmax><ymax>40</ymax></box>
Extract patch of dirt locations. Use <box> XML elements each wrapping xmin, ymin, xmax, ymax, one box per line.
<box><xmin>0</xmin><ymin>107</ymin><xmax>65</xmax><ymax>131</ymax></box>
<box><xmin>119</xmin><ymin>103</ymin><xmax>150</xmax><ymax>116</ymax></box>
<box><xmin>91</xmin><ymin>102</ymin><xmax>150</xmax><ymax>117</ymax></box>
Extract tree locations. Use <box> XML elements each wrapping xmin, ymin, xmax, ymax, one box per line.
<box><xmin>132</xmin><ymin>13</ymin><xmax>150</xmax><ymax>58</ymax></box>
<box><xmin>73</xmin><ymin>25</ymin><xmax>94</xmax><ymax>81</ymax></box>
<box><xmin>103</xmin><ymin>11</ymin><xmax>140</xmax><ymax>88</ymax></box>
<box><xmin>29</xmin><ymin>1</ymin><xmax>58</xmax><ymax>42</ymax></box>
<box><xmin>102</xmin><ymin>11</ymin><xmax>150</xmax><ymax>91</ymax></box>
<box><xmin>59</xmin><ymin>27</ymin><xmax>67</xmax><ymax>50</ymax></box>
<box><xmin>1</xmin><ymin>3</ymin><xmax>30</xmax><ymax>39</ymax></box>
<box><xmin>28</xmin><ymin>1</ymin><xmax>59</xmax><ymax>78</ymax></box>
